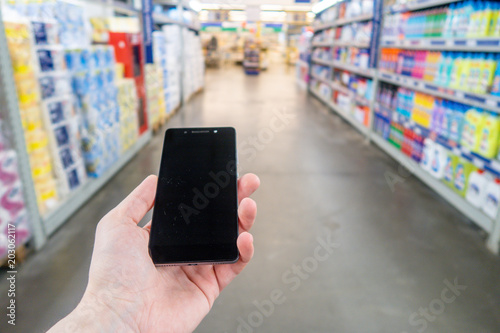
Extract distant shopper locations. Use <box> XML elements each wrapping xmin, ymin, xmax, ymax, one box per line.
<box><xmin>47</xmin><ymin>173</ymin><xmax>260</xmax><ymax>333</ymax></box>
<box><xmin>208</xmin><ymin>35</ymin><xmax>218</xmax><ymax>52</ymax></box>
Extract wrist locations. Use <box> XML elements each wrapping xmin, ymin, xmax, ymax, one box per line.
<box><xmin>48</xmin><ymin>293</ymin><xmax>138</xmax><ymax>333</ymax></box>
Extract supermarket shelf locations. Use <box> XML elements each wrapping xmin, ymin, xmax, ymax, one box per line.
<box><xmin>378</xmin><ymin>71</ymin><xmax>500</xmax><ymax>113</ymax></box>
<box><xmin>296</xmin><ymin>58</ymin><xmax>309</xmax><ymax>67</ymax></box>
<box><xmin>310</xmin><ymin>89</ymin><xmax>370</xmax><ymax>137</ymax></box>
<box><xmin>311</xmin><ymin>41</ymin><xmax>334</xmax><ymax>48</ymax></box>
<box><xmin>333</xmin><ymin>40</ymin><xmax>370</xmax><ymax>48</ymax></box>
<box><xmin>314</xmin><ymin>13</ymin><xmax>374</xmax><ymax>32</ymax></box>
<box><xmin>385</xmin><ymin>0</ymin><xmax>461</xmax><ymax>14</ymax></box>
<box><xmin>311</xmin><ymin>57</ymin><xmax>333</xmax><ymax>67</ymax></box>
<box><xmin>313</xmin><ymin>22</ymin><xmax>336</xmax><ymax>32</ymax></box>
<box><xmin>153</xmin><ymin>13</ymin><xmax>200</xmax><ymax>31</ymax></box>
<box><xmin>43</xmin><ymin>131</ymin><xmax>152</xmax><ymax>236</ymax></box>
<box><xmin>153</xmin><ymin>13</ymin><xmax>181</xmax><ymax>25</ymax></box>
<box><xmin>311</xmin><ymin>57</ymin><xmax>376</xmax><ymax>79</ymax></box>
<box><xmin>335</xmin><ymin>13</ymin><xmax>374</xmax><ymax>26</ymax></box>
<box><xmin>332</xmin><ymin>60</ymin><xmax>375</xmax><ymax>78</ymax></box>
<box><xmin>381</xmin><ymin>37</ymin><xmax>500</xmax><ymax>52</ymax></box>
<box><xmin>374</xmin><ymin>103</ymin><xmax>500</xmax><ymax>177</ymax></box>
<box><xmin>113</xmin><ymin>1</ymin><xmax>140</xmax><ymax>15</ymax></box>
<box><xmin>371</xmin><ymin>133</ymin><xmax>496</xmax><ymax>235</ymax></box>
<box><xmin>310</xmin><ymin>73</ymin><xmax>331</xmax><ymax>85</ymax></box>
<box><xmin>152</xmin><ymin>13</ymin><xmax>198</xmax><ymax>30</ymax></box>
<box><xmin>331</xmin><ymin>82</ymin><xmax>371</xmax><ymax>106</ymax></box>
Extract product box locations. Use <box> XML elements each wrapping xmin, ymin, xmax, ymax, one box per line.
<box><xmin>453</xmin><ymin>157</ymin><xmax>478</xmax><ymax>197</ymax></box>
<box><xmin>442</xmin><ymin>151</ymin><xmax>458</xmax><ymax>189</ymax></box>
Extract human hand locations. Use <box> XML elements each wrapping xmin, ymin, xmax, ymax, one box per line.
<box><xmin>49</xmin><ymin>173</ymin><xmax>260</xmax><ymax>333</ymax></box>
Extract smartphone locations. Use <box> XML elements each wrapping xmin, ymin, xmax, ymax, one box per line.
<box><xmin>149</xmin><ymin>127</ymin><xmax>239</xmax><ymax>266</ymax></box>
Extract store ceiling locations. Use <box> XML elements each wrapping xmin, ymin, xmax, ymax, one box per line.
<box><xmin>198</xmin><ymin>0</ymin><xmax>314</xmax><ymax>11</ymax></box>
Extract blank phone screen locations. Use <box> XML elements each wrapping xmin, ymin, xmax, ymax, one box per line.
<box><xmin>149</xmin><ymin>128</ymin><xmax>238</xmax><ymax>264</ymax></box>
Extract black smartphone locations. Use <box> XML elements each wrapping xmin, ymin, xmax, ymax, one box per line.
<box><xmin>149</xmin><ymin>127</ymin><xmax>239</xmax><ymax>265</ymax></box>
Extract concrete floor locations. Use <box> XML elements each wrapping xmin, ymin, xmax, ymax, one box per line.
<box><xmin>1</xmin><ymin>65</ymin><xmax>499</xmax><ymax>333</ymax></box>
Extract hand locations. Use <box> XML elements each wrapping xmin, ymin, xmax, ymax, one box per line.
<box><xmin>49</xmin><ymin>173</ymin><xmax>260</xmax><ymax>333</ymax></box>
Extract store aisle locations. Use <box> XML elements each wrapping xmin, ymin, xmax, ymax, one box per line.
<box><xmin>1</xmin><ymin>65</ymin><xmax>499</xmax><ymax>333</ymax></box>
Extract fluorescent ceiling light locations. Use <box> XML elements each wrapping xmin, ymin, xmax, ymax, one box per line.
<box><xmin>200</xmin><ymin>3</ymin><xmax>246</xmax><ymax>10</ymax></box>
<box><xmin>261</xmin><ymin>5</ymin><xmax>283</xmax><ymax>11</ymax></box>
<box><xmin>189</xmin><ymin>0</ymin><xmax>202</xmax><ymax>12</ymax></box>
<box><xmin>283</xmin><ymin>5</ymin><xmax>312</xmax><ymax>12</ymax></box>
<box><xmin>200</xmin><ymin>3</ymin><xmax>220</xmax><ymax>10</ymax></box>
<box><xmin>312</xmin><ymin>0</ymin><xmax>339</xmax><ymax>14</ymax></box>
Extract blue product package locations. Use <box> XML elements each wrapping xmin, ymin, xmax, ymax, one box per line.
<box><xmin>59</xmin><ymin>147</ymin><xmax>75</xmax><ymax>169</ymax></box>
<box><xmin>80</xmin><ymin>49</ymin><xmax>91</xmax><ymax>69</ymax></box>
<box><xmin>38</xmin><ymin>49</ymin><xmax>55</xmax><ymax>72</ymax></box>
<box><xmin>48</xmin><ymin>100</ymin><xmax>66</xmax><ymax>124</ymax></box>
<box><xmin>65</xmin><ymin>50</ymin><xmax>79</xmax><ymax>71</ymax></box>
<box><xmin>54</xmin><ymin>125</ymin><xmax>70</xmax><ymax>147</ymax></box>
<box><xmin>72</xmin><ymin>71</ymin><xmax>90</xmax><ymax>95</ymax></box>
<box><xmin>40</xmin><ymin>76</ymin><xmax>56</xmax><ymax>99</ymax></box>
<box><xmin>32</xmin><ymin>21</ymin><xmax>49</xmax><ymax>45</ymax></box>
<box><xmin>66</xmin><ymin>168</ymin><xmax>80</xmax><ymax>189</ymax></box>
<box><xmin>365</xmin><ymin>79</ymin><xmax>373</xmax><ymax>101</ymax></box>
<box><xmin>105</xmin><ymin>46</ymin><xmax>115</xmax><ymax>67</ymax></box>
<box><xmin>105</xmin><ymin>68</ymin><xmax>115</xmax><ymax>85</ymax></box>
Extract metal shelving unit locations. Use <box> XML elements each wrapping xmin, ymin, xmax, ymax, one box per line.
<box><xmin>0</xmin><ymin>0</ymin><xmax>159</xmax><ymax>249</ymax></box>
<box><xmin>331</xmin><ymin>60</ymin><xmax>375</xmax><ymax>78</ymax></box>
<box><xmin>378</xmin><ymin>71</ymin><xmax>500</xmax><ymax>113</ymax></box>
<box><xmin>309</xmin><ymin>0</ymin><xmax>381</xmax><ymax>143</ymax></box>
<box><xmin>384</xmin><ymin>0</ymin><xmax>461</xmax><ymax>14</ymax></box>
<box><xmin>381</xmin><ymin>37</ymin><xmax>500</xmax><ymax>52</ymax></box>
<box><xmin>333</xmin><ymin>40</ymin><xmax>371</xmax><ymax>48</ymax></box>
<box><xmin>43</xmin><ymin>131</ymin><xmax>152</xmax><ymax>235</ymax></box>
<box><xmin>371</xmin><ymin>134</ymin><xmax>496</xmax><ymax>233</ymax></box>
<box><xmin>313</xmin><ymin>13</ymin><xmax>374</xmax><ymax>31</ymax></box>
<box><xmin>311</xmin><ymin>57</ymin><xmax>333</xmax><ymax>67</ymax></box>
<box><xmin>311</xmin><ymin>41</ymin><xmax>335</xmax><ymax>47</ymax></box>
<box><xmin>310</xmin><ymin>89</ymin><xmax>370</xmax><ymax>136</ymax></box>
<box><xmin>308</xmin><ymin>0</ymin><xmax>500</xmax><ymax>254</ymax></box>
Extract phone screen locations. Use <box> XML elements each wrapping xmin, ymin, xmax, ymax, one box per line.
<box><xmin>149</xmin><ymin>127</ymin><xmax>238</xmax><ymax>265</ymax></box>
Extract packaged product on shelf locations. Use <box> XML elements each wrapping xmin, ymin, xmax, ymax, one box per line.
<box><xmin>420</xmin><ymin>138</ymin><xmax>435</xmax><ymax>173</ymax></box>
<box><xmin>448</xmin><ymin>104</ymin><xmax>466</xmax><ymax>144</ymax></box>
<box><xmin>466</xmin><ymin>170</ymin><xmax>489</xmax><ymax>208</ymax></box>
<box><xmin>477</xmin><ymin>113</ymin><xmax>500</xmax><ymax>158</ymax></box>
<box><xmin>145</xmin><ymin>63</ymin><xmax>165</xmax><ymax>128</ymax></box>
<box><xmin>5</xmin><ymin>18</ymin><xmax>60</xmax><ymax>213</ymax></box>
<box><xmin>453</xmin><ymin>157</ymin><xmax>478</xmax><ymax>197</ymax></box>
<box><xmin>429</xmin><ymin>143</ymin><xmax>448</xmax><ymax>179</ymax></box>
<box><xmin>39</xmin><ymin>72</ymin><xmax>72</xmax><ymax>100</ymax></box>
<box><xmin>116</xmin><ymin>78</ymin><xmax>140</xmax><ymax>153</ymax></box>
<box><xmin>0</xmin><ymin>169</ymin><xmax>31</xmax><ymax>248</ymax></box>
<box><xmin>64</xmin><ymin>45</ymin><xmax>128</xmax><ymax>178</ymax></box>
<box><xmin>388</xmin><ymin>120</ymin><xmax>404</xmax><ymax>149</ymax></box>
<box><xmin>384</xmin><ymin>1</ymin><xmax>500</xmax><ymax>39</ymax></box>
<box><xmin>482</xmin><ymin>178</ymin><xmax>500</xmax><ymax>218</ymax></box>
<box><xmin>31</xmin><ymin>20</ymin><xmax>59</xmax><ymax>45</ymax></box>
<box><xmin>461</xmin><ymin>108</ymin><xmax>485</xmax><ymax>151</ymax></box>
<box><xmin>36</xmin><ymin>46</ymin><xmax>66</xmax><ymax>72</ymax></box>
<box><xmin>443</xmin><ymin>151</ymin><xmax>458</xmax><ymax>189</ymax></box>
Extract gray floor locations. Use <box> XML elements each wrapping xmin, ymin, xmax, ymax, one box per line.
<box><xmin>1</xmin><ymin>65</ymin><xmax>499</xmax><ymax>333</ymax></box>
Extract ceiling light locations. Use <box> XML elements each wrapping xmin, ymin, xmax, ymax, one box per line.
<box><xmin>312</xmin><ymin>0</ymin><xmax>339</xmax><ymax>14</ymax></box>
<box><xmin>189</xmin><ymin>0</ymin><xmax>202</xmax><ymax>12</ymax></box>
<box><xmin>261</xmin><ymin>5</ymin><xmax>283</xmax><ymax>11</ymax></box>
